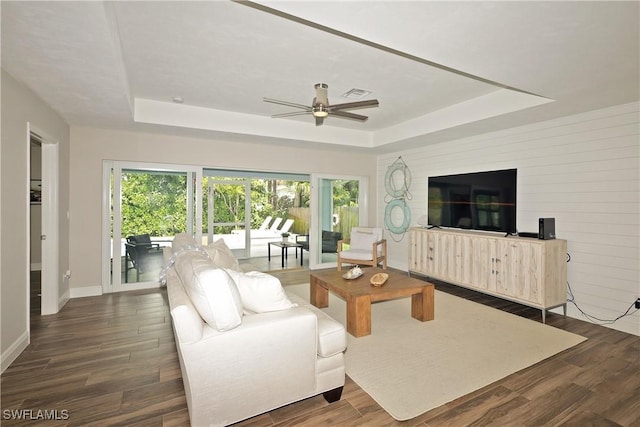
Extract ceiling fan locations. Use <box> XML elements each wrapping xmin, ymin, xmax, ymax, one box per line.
<box><xmin>264</xmin><ymin>83</ymin><xmax>379</xmax><ymax>126</ymax></box>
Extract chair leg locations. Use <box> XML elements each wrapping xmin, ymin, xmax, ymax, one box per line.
<box><xmin>382</xmin><ymin>240</ymin><xmax>388</xmax><ymax>269</ymax></box>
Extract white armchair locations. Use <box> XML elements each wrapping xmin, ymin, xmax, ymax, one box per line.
<box><xmin>337</xmin><ymin>227</ymin><xmax>387</xmax><ymax>271</ymax></box>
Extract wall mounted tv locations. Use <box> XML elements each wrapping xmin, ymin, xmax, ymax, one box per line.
<box><xmin>428</xmin><ymin>168</ymin><xmax>517</xmax><ymax>234</ymax></box>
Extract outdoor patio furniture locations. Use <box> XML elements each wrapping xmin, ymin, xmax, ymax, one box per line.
<box><xmin>124</xmin><ymin>234</ymin><xmax>163</xmax><ymax>282</ymax></box>
<box><xmin>267</xmin><ymin>217</ymin><xmax>283</xmax><ymax>233</ymax></box>
<box><xmin>257</xmin><ymin>215</ymin><xmax>273</xmax><ymax>231</ymax></box>
<box><xmin>296</xmin><ymin>230</ymin><xmax>342</xmax><ymax>254</ymax></box>
<box><xmin>278</xmin><ymin>218</ymin><xmax>294</xmax><ymax>235</ymax></box>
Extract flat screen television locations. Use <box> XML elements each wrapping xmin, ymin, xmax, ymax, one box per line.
<box><xmin>428</xmin><ymin>168</ymin><xmax>517</xmax><ymax>234</ymax></box>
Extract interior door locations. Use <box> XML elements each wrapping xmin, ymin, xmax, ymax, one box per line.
<box><xmin>310</xmin><ymin>174</ymin><xmax>368</xmax><ymax>269</ymax></box>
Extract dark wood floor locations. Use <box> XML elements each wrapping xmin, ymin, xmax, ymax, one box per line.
<box><xmin>2</xmin><ymin>266</ymin><xmax>638</xmax><ymax>426</ymax></box>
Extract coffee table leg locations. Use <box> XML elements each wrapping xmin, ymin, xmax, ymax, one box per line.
<box><xmin>281</xmin><ymin>246</ymin><xmax>285</xmax><ymax>268</ymax></box>
<box><xmin>310</xmin><ymin>277</ymin><xmax>328</xmax><ymax>308</ymax></box>
<box><xmin>411</xmin><ymin>284</ymin><xmax>435</xmax><ymax>321</ymax></box>
<box><xmin>347</xmin><ymin>295</ymin><xmax>371</xmax><ymax>337</ymax></box>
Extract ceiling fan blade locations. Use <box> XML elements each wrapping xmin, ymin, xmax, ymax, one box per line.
<box><xmin>330</xmin><ymin>110</ymin><xmax>369</xmax><ymax>122</ymax></box>
<box><xmin>313</xmin><ymin>83</ymin><xmax>329</xmax><ymax>107</ymax></box>
<box><xmin>265</xmin><ymin>84</ymin><xmax>375</xmax><ymax>126</ymax></box>
<box><xmin>271</xmin><ymin>111</ymin><xmax>312</xmax><ymax>118</ymax></box>
<box><xmin>263</xmin><ymin>97</ymin><xmax>310</xmax><ymax>111</ymax></box>
<box><xmin>328</xmin><ymin>99</ymin><xmax>379</xmax><ymax>111</ymax></box>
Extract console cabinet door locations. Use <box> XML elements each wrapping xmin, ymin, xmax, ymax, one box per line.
<box><xmin>495</xmin><ymin>240</ymin><xmax>543</xmax><ymax>305</ymax></box>
<box><xmin>409</xmin><ymin>229</ymin><xmax>429</xmax><ymax>274</ymax></box>
<box><xmin>460</xmin><ymin>235</ymin><xmax>495</xmax><ymax>293</ymax></box>
<box><xmin>431</xmin><ymin>231</ymin><xmax>463</xmax><ymax>282</ymax></box>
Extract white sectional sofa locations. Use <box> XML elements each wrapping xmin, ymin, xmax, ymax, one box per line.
<box><xmin>163</xmin><ymin>234</ymin><xmax>347</xmax><ymax>426</ymax></box>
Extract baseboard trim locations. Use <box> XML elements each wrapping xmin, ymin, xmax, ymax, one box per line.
<box><xmin>58</xmin><ymin>288</ymin><xmax>70</xmax><ymax>310</ymax></box>
<box><xmin>69</xmin><ymin>286</ymin><xmax>102</xmax><ymax>299</ymax></box>
<box><xmin>1</xmin><ymin>331</ymin><xmax>29</xmax><ymax>374</ymax></box>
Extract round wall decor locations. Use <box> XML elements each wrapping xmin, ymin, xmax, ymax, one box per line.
<box><xmin>384</xmin><ymin>198</ymin><xmax>411</xmax><ymax>235</ymax></box>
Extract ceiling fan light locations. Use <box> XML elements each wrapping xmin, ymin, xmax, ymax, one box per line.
<box><xmin>313</xmin><ymin>105</ymin><xmax>329</xmax><ymax>117</ymax></box>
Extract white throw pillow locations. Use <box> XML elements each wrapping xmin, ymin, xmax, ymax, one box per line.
<box><xmin>174</xmin><ymin>253</ymin><xmax>243</xmax><ymax>331</ymax></box>
<box><xmin>225</xmin><ymin>270</ymin><xmax>296</xmax><ymax>313</ymax></box>
<box><xmin>350</xmin><ymin>230</ymin><xmax>376</xmax><ymax>250</ymax></box>
<box><xmin>172</xmin><ymin>233</ymin><xmax>199</xmax><ymax>252</ymax></box>
<box><xmin>204</xmin><ymin>238</ymin><xmax>241</xmax><ymax>271</ymax></box>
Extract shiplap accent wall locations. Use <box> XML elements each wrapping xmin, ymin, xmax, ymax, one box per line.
<box><xmin>378</xmin><ymin>102</ymin><xmax>639</xmax><ymax>336</ymax></box>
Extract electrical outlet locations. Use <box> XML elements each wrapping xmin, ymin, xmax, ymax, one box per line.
<box><xmin>635</xmin><ymin>298</ymin><xmax>640</xmax><ymax>309</ymax></box>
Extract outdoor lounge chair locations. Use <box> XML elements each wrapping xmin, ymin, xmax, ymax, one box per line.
<box><xmin>296</xmin><ymin>230</ymin><xmax>342</xmax><ymax>254</ymax></box>
<box><xmin>267</xmin><ymin>217</ymin><xmax>283</xmax><ymax>233</ymax></box>
<box><xmin>278</xmin><ymin>218</ymin><xmax>294</xmax><ymax>235</ymax></box>
<box><xmin>124</xmin><ymin>234</ymin><xmax>164</xmax><ymax>282</ymax></box>
<box><xmin>231</xmin><ymin>216</ymin><xmax>274</xmax><ymax>237</ymax></box>
<box><xmin>257</xmin><ymin>215</ymin><xmax>273</xmax><ymax>231</ymax></box>
<box><xmin>247</xmin><ymin>217</ymin><xmax>292</xmax><ymax>239</ymax></box>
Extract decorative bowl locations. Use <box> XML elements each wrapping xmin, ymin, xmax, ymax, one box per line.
<box><xmin>370</xmin><ymin>272</ymin><xmax>389</xmax><ymax>287</ymax></box>
<box><xmin>342</xmin><ymin>270</ymin><xmax>363</xmax><ymax>280</ymax></box>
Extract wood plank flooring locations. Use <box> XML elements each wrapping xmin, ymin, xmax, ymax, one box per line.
<box><xmin>2</xmin><ymin>267</ymin><xmax>638</xmax><ymax>426</ymax></box>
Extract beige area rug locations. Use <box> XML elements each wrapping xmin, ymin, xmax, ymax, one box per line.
<box><xmin>285</xmin><ymin>284</ymin><xmax>587</xmax><ymax>421</ymax></box>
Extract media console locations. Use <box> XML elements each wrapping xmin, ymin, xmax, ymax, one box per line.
<box><xmin>408</xmin><ymin>227</ymin><xmax>567</xmax><ymax>323</ymax></box>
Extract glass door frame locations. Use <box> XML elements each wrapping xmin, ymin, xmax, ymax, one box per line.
<box><xmin>102</xmin><ymin>160</ymin><xmax>203</xmax><ymax>293</ymax></box>
<box><xmin>204</xmin><ymin>177</ymin><xmax>251</xmax><ymax>258</ymax></box>
<box><xmin>309</xmin><ymin>173</ymin><xmax>369</xmax><ymax>270</ymax></box>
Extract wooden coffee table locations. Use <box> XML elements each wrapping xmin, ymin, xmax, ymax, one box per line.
<box><xmin>310</xmin><ymin>268</ymin><xmax>435</xmax><ymax>337</ymax></box>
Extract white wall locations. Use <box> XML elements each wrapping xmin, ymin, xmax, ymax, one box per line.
<box><xmin>1</xmin><ymin>70</ymin><xmax>71</xmax><ymax>372</ymax></box>
<box><xmin>378</xmin><ymin>102</ymin><xmax>639</xmax><ymax>336</ymax></box>
<box><xmin>69</xmin><ymin>127</ymin><xmax>377</xmax><ymax>293</ymax></box>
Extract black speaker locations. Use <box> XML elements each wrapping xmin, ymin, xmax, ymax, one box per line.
<box><xmin>538</xmin><ymin>218</ymin><xmax>556</xmax><ymax>240</ymax></box>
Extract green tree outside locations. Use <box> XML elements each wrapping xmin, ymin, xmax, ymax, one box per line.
<box><xmin>119</xmin><ymin>172</ymin><xmax>311</xmax><ymax>237</ymax></box>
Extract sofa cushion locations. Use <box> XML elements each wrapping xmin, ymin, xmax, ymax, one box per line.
<box><xmin>174</xmin><ymin>252</ymin><xmax>243</xmax><ymax>331</ymax></box>
<box><xmin>339</xmin><ymin>249</ymin><xmax>375</xmax><ymax>261</ymax></box>
<box><xmin>349</xmin><ymin>230</ymin><xmax>377</xmax><ymax>251</ymax></box>
<box><xmin>204</xmin><ymin>238</ymin><xmax>241</xmax><ymax>271</ymax></box>
<box><xmin>313</xmin><ymin>308</ymin><xmax>348</xmax><ymax>358</ymax></box>
<box><xmin>172</xmin><ymin>233</ymin><xmax>199</xmax><ymax>252</ymax></box>
<box><xmin>286</xmin><ymin>292</ymin><xmax>347</xmax><ymax>358</ymax></box>
<box><xmin>225</xmin><ymin>270</ymin><xmax>296</xmax><ymax>313</ymax></box>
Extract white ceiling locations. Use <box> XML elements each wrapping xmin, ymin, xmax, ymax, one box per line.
<box><xmin>2</xmin><ymin>1</ymin><xmax>638</xmax><ymax>152</ymax></box>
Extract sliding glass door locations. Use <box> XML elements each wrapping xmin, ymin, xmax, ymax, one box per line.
<box><xmin>203</xmin><ymin>176</ymin><xmax>250</xmax><ymax>258</ymax></box>
<box><xmin>310</xmin><ymin>174</ymin><xmax>368</xmax><ymax>269</ymax></box>
<box><xmin>103</xmin><ymin>161</ymin><xmax>201</xmax><ymax>292</ymax></box>
<box><xmin>103</xmin><ymin>162</ymin><xmax>321</xmax><ymax>292</ymax></box>
<box><xmin>204</xmin><ymin>169</ymin><xmax>310</xmax><ymax>259</ymax></box>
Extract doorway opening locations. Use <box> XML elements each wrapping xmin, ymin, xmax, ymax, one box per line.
<box><xmin>29</xmin><ymin>134</ymin><xmax>42</xmax><ymax>317</ymax></box>
<box><xmin>28</xmin><ymin>126</ymin><xmax>60</xmax><ymax>318</ymax></box>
